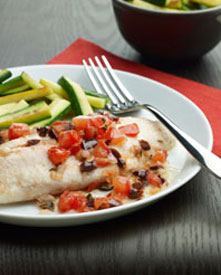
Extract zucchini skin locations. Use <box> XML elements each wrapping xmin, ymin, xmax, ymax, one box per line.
<box><xmin>58</xmin><ymin>76</ymin><xmax>93</xmax><ymax>116</ymax></box>
<box><xmin>30</xmin><ymin>99</ymin><xmax>71</xmax><ymax>128</ymax></box>
<box><xmin>0</xmin><ymin>76</ymin><xmax>25</xmax><ymax>94</ymax></box>
<box><xmin>0</xmin><ymin>87</ymin><xmax>52</xmax><ymax>105</ymax></box>
<box><xmin>0</xmin><ymin>101</ymin><xmax>51</xmax><ymax>129</ymax></box>
<box><xmin>0</xmin><ymin>84</ymin><xmax>30</xmax><ymax>96</ymax></box>
<box><xmin>0</xmin><ymin>70</ymin><xmax>12</xmax><ymax>84</ymax></box>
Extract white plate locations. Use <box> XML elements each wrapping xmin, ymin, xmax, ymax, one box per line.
<box><xmin>0</xmin><ymin>64</ymin><xmax>213</xmax><ymax>227</ymax></box>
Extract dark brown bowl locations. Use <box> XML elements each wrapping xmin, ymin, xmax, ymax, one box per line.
<box><xmin>112</xmin><ymin>0</ymin><xmax>221</xmax><ymax>60</ymax></box>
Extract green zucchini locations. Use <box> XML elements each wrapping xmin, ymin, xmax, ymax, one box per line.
<box><xmin>0</xmin><ymin>84</ymin><xmax>30</xmax><ymax>96</ymax></box>
<box><xmin>0</xmin><ymin>76</ymin><xmax>25</xmax><ymax>94</ymax></box>
<box><xmin>21</xmin><ymin>72</ymin><xmax>42</xmax><ymax>89</ymax></box>
<box><xmin>142</xmin><ymin>0</ymin><xmax>170</xmax><ymax>6</ymax></box>
<box><xmin>0</xmin><ymin>87</ymin><xmax>52</xmax><ymax>105</ymax></box>
<box><xmin>191</xmin><ymin>0</ymin><xmax>221</xmax><ymax>6</ymax></box>
<box><xmin>0</xmin><ymin>70</ymin><xmax>12</xmax><ymax>84</ymax></box>
<box><xmin>30</xmin><ymin>99</ymin><xmax>71</xmax><ymax>128</ymax></box>
<box><xmin>86</xmin><ymin>95</ymin><xmax>106</xmax><ymax>109</ymax></box>
<box><xmin>0</xmin><ymin>100</ymin><xmax>29</xmax><ymax>117</ymax></box>
<box><xmin>58</xmin><ymin>76</ymin><xmax>93</xmax><ymax>115</ymax></box>
<box><xmin>84</xmin><ymin>90</ymin><xmax>110</xmax><ymax>103</ymax></box>
<box><xmin>40</xmin><ymin>78</ymin><xmax>68</xmax><ymax>99</ymax></box>
<box><xmin>0</xmin><ymin>101</ymin><xmax>51</xmax><ymax>129</ymax></box>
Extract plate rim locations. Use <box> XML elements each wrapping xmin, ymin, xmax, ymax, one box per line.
<box><xmin>0</xmin><ymin>64</ymin><xmax>213</xmax><ymax>223</ymax></box>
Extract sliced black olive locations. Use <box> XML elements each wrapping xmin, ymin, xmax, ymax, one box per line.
<box><xmin>48</xmin><ymin>128</ymin><xmax>58</xmax><ymax>140</ymax></box>
<box><xmin>86</xmin><ymin>193</ymin><xmax>95</xmax><ymax>208</ymax></box>
<box><xmin>128</xmin><ymin>189</ymin><xmax>141</xmax><ymax>200</ymax></box>
<box><xmin>37</xmin><ymin>127</ymin><xmax>49</xmax><ymax>137</ymax></box>
<box><xmin>26</xmin><ymin>139</ymin><xmax>40</xmax><ymax>146</ymax></box>
<box><xmin>139</xmin><ymin>140</ymin><xmax>151</xmax><ymax>151</ymax></box>
<box><xmin>80</xmin><ymin>160</ymin><xmax>97</xmax><ymax>172</ymax></box>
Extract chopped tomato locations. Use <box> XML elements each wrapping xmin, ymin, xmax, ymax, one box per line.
<box><xmin>112</xmin><ymin>176</ymin><xmax>130</xmax><ymax>196</ymax></box>
<box><xmin>72</xmin><ymin>116</ymin><xmax>90</xmax><ymax>131</ymax></box>
<box><xmin>48</xmin><ymin>146</ymin><xmax>71</xmax><ymax>166</ymax></box>
<box><xmin>58</xmin><ymin>191</ymin><xmax>87</xmax><ymax>212</ymax></box>
<box><xmin>95</xmin><ymin>157</ymin><xmax>111</xmax><ymax>167</ymax></box>
<box><xmin>105</xmin><ymin>127</ymin><xmax>126</xmax><ymax>146</ymax></box>
<box><xmin>86</xmin><ymin>181</ymin><xmax>100</xmax><ymax>192</ymax></box>
<box><xmin>58</xmin><ymin>130</ymin><xmax>81</xmax><ymax>149</ymax></box>
<box><xmin>147</xmin><ymin>174</ymin><xmax>162</xmax><ymax>188</ymax></box>
<box><xmin>84</xmin><ymin>125</ymin><xmax>97</xmax><ymax>139</ymax></box>
<box><xmin>93</xmin><ymin>140</ymin><xmax>110</xmax><ymax>158</ymax></box>
<box><xmin>70</xmin><ymin>143</ymin><xmax>81</xmax><ymax>155</ymax></box>
<box><xmin>94</xmin><ymin>197</ymin><xmax>111</xmax><ymax>210</ymax></box>
<box><xmin>51</xmin><ymin>121</ymin><xmax>70</xmax><ymax>135</ymax></box>
<box><xmin>152</xmin><ymin>149</ymin><xmax>168</xmax><ymax>163</ymax></box>
<box><xmin>119</xmin><ymin>123</ymin><xmax>140</xmax><ymax>137</ymax></box>
<box><xmin>90</xmin><ymin>116</ymin><xmax>105</xmax><ymax>128</ymax></box>
<box><xmin>8</xmin><ymin>123</ymin><xmax>30</xmax><ymax>140</ymax></box>
<box><xmin>90</xmin><ymin>116</ymin><xmax>110</xmax><ymax>139</ymax></box>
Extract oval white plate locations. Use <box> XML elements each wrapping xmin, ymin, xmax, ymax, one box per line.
<box><xmin>0</xmin><ymin>64</ymin><xmax>213</xmax><ymax>227</ymax></box>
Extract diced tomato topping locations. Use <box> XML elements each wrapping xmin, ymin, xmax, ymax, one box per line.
<box><xmin>58</xmin><ymin>191</ymin><xmax>87</xmax><ymax>213</ymax></box>
<box><xmin>86</xmin><ymin>181</ymin><xmax>100</xmax><ymax>192</ymax></box>
<box><xmin>48</xmin><ymin>146</ymin><xmax>71</xmax><ymax>166</ymax></box>
<box><xmin>70</xmin><ymin>143</ymin><xmax>81</xmax><ymax>155</ymax></box>
<box><xmin>58</xmin><ymin>130</ymin><xmax>81</xmax><ymax>149</ymax></box>
<box><xmin>152</xmin><ymin>149</ymin><xmax>168</xmax><ymax>163</ymax></box>
<box><xmin>84</xmin><ymin>125</ymin><xmax>97</xmax><ymax>139</ymax></box>
<box><xmin>90</xmin><ymin>116</ymin><xmax>105</xmax><ymax>128</ymax></box>
<box><xmin>51</xmin><ymin>121</ymin><xmax>70</xmax><ymax>135</ymax></box>
<box><xmin>72</xmin><ymin>116</ymin><xmax>90</xmax><ymax>131</ymax></box>
<box><xmin>94</xmin><ymin>197</ymin><xmax>111</xmax><ymax>210</ymax></box>
<box><xmin>118</xmin><ymin>123</ymin><xmax>140</xmax><ymax>137</ymax></box>
<box><xmin>105</xmin><ymin>127</ymin><xmax>126</xmax><ymax>146</ymax></box>
<box><xmin>95</xmin><ymin>157</ymin><xmax>111</xmax><ymax>167</ymax></box>
<box><xmin>93</xmin><ymin>140</ymin><xmax>110</xmax><ymax>158</ymax></box>
<box><xmin>8</xmin><ymin>123</ymin><xmax>30</xmax><ymax>140</ymax></box>
<box><xmin>147</xmin><ymin>174</ymin><xmax>162</xmax><ymax>188</ymax></box>
<box><xmin>112</xmin><ymin>176</ymin><xmax>130</xmax><ymax>196</ymax></box>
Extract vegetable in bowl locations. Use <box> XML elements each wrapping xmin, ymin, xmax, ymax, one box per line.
<box><xmin>125</xmin><ymin>0</ymin><xmax>221</xmax><ymax>11</ymax></box>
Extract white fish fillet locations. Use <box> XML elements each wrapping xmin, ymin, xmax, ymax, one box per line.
<box><xmin>0</xmin><ymin>117</ymin><xmax>175</xmax><ymax>204</ymax></box>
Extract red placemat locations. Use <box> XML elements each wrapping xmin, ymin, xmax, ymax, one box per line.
<box><xmin>48</xmin><ymin>38</ymin><xmax>221</xmax><ymax>156</ymax></box>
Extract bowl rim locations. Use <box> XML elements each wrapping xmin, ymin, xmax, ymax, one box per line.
<box><xmin>112</xmin><ymin>0</ymin><xmax>221</xmax><ymax>15</ymax></box>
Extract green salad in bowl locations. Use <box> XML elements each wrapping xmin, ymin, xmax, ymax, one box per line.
<box><xmin>125</xmin><ymin>0</ymin><xmax>221</xmax><ymax>11</ymax></box>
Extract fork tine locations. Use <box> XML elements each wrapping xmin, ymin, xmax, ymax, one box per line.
<box><xmin>101</xmin><ymin>55</ymin><xmax>135</xmax><ymax>102</ymax></box>
<box><xmin>94</xmin><ymin>56</ymin><xmax>126</xmax><ymax>104</ymax></box>
<box><xmin>88</xmin><ymin>58</ymin><xmax>119</xmax><ymax>105</ymax></box>
<box><xmin>82</xmin><ymin>60</ymin><xmax>103</xmax><ymax>95</ymax></box>
<box><xmin>82</xmin><ymin>59</ymin><xmax>118</xmax><ymax>105</ymax></box>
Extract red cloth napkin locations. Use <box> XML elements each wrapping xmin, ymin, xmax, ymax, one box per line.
<box><xmin>48</xmin><ymin>38</ymin><xmax>221</xmax><ymax>156</ymax></box>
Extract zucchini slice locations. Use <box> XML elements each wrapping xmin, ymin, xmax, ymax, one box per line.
<box><xmin>58</xmin><ymin>76</ymin><xmax>93</xmax><ymax>116</ymax></box>
<box><xmin>84</xmin><ymin>90</ymin><xmax>110</xmax><ymax>103</ymax></box>
<box><xmin>142</xmin><ymin>0</ymin><xmax>170</xmax><ymax>6</ymax></box>
<box><xmin>191</xmin><ymin>0</ymin><xmax>221</xmax><ymax>6</ymax></box>
<box><xmin>0</xmin><ymin>100</ymin><xmax>29</xmax><ymax>117</ymax></box>
<box><xmin>30</xmin><ymin>99</ymin><xmax>71</xmax><ymax>128</ymax></box>
<box><xmin>0</xmin><ymin>87</ymin><xmax>52</xmax><ymax>105</ymax></box>
<box><xmin>40</xmin><ymin>78</ymin><xmax>68</xmax><ymax>99</ymax></box>
<box><xmin>0</xmin><ymin>101</ymin><xmax>51</xmax><ymax>129</ymax></box>
<box><xmin>0</xmin><ymin>84</ymin><xmax>30</xmax><ymax>96</ymax></box>
<box><xmin>86</xmin><ymin>95</ymin><xmax>106</xmax><ymax>109</ymax></box>
<box><xmin>21</xmin><ymin>72</ymin><xmax>42</xmax><ymax>89</ymax></box>
<box><xmin>0</xmin><ymin>70</ymin><xmax>12</xmax><ymax>84</ymax></box>
<box><xmin>0</xmin><ymin>76</ymin><xmax>25</xmax><ymax>94</ymax></box>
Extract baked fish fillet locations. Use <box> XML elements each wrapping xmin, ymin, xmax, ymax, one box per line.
<box><xmin>0</xmin><ymin>117</ymin><xmax>175</xmax><ymax>204</ymax></box>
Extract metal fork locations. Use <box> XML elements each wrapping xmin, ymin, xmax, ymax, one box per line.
<box><xmin>82</xmin><ymin>55</ymin><xmax>221</xmax><ymax>179</ymax></box>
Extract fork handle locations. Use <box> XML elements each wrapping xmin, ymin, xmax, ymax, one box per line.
<box><xmin>142</xmin><ymin>104</ymin><xmax>221</xmax><ymax>179</ymax></box>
